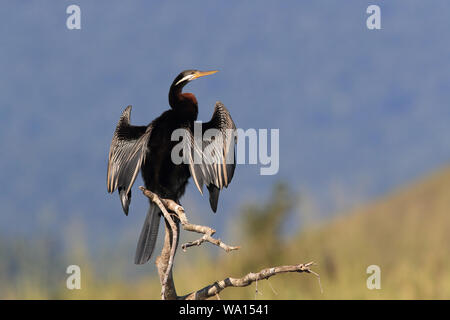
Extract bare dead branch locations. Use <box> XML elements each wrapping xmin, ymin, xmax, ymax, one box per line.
<box><xmin>139</xmin><ymin>186</ymin><xmax>178</xmax><ymax>300</ymax></box>
<box><xmin>138</xmin><ymin>186</ymin><xmax>319</xmax><ymax>300</ymax></box>
<box><xmin>154</xmin><ymin>219</ymin><xmax>178</xmax><ymax>300</ymax></box>
<box><xmin>180</xmin><ymin>262</ymin><xmax>318</xmax><ymax>300</ymax></box>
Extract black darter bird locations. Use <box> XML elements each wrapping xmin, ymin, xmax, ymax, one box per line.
<box><xmin>107</xmin><ymin>70</ymin><xmax>236</xmax><ymax>264</ymax></box>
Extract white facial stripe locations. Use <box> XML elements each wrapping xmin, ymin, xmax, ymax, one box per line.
<box><xmin>175</xmin><ymin>74</ymin><xmax>195</xmax><ymax>86</ymax></box>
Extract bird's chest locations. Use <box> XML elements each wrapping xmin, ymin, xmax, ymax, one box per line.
<box><xmin>142</xmin><ymin>117</ymin><xmax>192</xmax><ymax>199</ymax></box>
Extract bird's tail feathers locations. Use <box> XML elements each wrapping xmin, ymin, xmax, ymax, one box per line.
<box><xmin>134</xmin><ymin>203</ymin><xmax>161</xmax><ymax>264</ymax></box>
<box><xmin>207</xmin><ymin>184</ymin><xmax>220</xmax><ymax>213</ymax></box>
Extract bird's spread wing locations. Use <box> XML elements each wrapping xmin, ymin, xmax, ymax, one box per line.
<box><xmin>107</xmin><ymin>105</ymin><xmax>152</xmax><ymax>215</ymax></box>
<box><xmin>185</xmin><ymin>101</ymin><xmax>237</xmax><ymax>212</ymax></box>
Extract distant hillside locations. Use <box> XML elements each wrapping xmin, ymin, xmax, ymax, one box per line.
<box><xmin>280</xmin><ymin>165</ymin><xmax>450</xmax><ymax>299</ymax></box>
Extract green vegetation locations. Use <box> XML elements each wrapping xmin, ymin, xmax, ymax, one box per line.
<box><xmin>2</xmin><ymin>167</ymin><xmax>450</xmax><ymax>299</ymax></box>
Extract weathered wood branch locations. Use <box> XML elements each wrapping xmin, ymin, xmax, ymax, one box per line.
<box><xmin>154</xmin><ymin>219</ymin><xmax>178</xmax><ymax>300</ymax></box>
<box><xmin>139</xmin><ymin>186</ymin><xmax>319</xmax><ymax>300</ymax></box>
<box><xmin>139</xmin><ymin>186</ymin><xmax>179</xmax><ymax>300</ymax></box>
<box><xmin>181</xmin><ymin>262</ymin><xmax>318</xmax><ymax>300</ymax></box>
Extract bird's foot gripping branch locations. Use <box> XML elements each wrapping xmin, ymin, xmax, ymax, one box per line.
<box><xmin>138</xmin><ymin>186</ymin><xmax>321</xmax><ymax>300</ymax></box>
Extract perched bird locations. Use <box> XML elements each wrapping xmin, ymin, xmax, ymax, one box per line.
<box><xmin>107</xmin><ymin>70</ymin><xmax>236</xmax><ymax>264</ymax></box>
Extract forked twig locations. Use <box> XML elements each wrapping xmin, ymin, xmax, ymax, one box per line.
<box><xmin>140</xmin><ymin>187</ymin><xmax>239</xmax><ymax>252</ymax></box>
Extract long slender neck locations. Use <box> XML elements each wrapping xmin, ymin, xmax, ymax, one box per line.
<box><xmin>169</xmin><ymin>86</ymin><xmax>198</xmax><ymax>120</ymax></box>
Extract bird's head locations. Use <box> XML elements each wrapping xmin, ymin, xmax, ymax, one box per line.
<box><xmin>171</xmin><ymin>69</ymin><xmax>218</xmax><ymax>91</ymax></box>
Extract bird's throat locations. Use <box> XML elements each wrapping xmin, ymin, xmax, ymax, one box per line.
<box><xmin>169</xmin><ymin>90</ymin><xmax>198</xmax><ymax>120</ymax></box>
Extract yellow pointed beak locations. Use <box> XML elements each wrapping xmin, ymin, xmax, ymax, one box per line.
<box><xmin>192</xmin><ymin>70</ymin><xmax>218</xmax><ymax>80</ymax></box>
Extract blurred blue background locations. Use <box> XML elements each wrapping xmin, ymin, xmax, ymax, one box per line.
<box><xmin>0</xmin><ymin>0</ymin><xmax>449</xmax><ymax>249</ymax></box>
